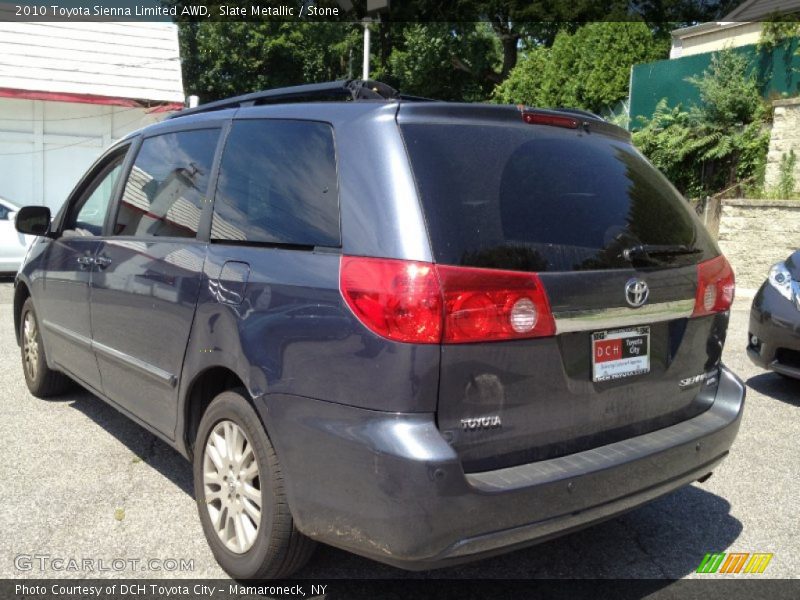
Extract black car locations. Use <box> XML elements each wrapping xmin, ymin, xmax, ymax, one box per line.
<box><xmin>748</xmin><ymin>250</ymin><xmax>800</xmax><ymax>378</ymax></box>
<box><xmin>13</xmin><ymin>79</ymin><xmax>745</xmax><ymax>579</ymax></box>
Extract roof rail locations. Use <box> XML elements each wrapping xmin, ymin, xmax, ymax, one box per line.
<box><xmin>167</xmin><ymin>79</ymin><xmax>403</xmax><ymax>119</ymax></box>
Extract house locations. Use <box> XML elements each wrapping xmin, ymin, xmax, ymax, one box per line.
<box><xmin>670</xmin><ymin>0</ymin><xmax>800</xmax><ymax>58</ymax></box>
<box><xmin>0</xmin><ymin>22</ymin><xmax>184</xmax><ymax>211</ymax></box>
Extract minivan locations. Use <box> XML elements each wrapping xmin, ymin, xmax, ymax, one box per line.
<box><xmin>14</xmin><ymin>79</ymin><xmax>745</xmax><ymax>579</ymax></box>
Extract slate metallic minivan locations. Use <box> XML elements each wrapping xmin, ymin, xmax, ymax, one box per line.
<box><xmin>14</xmin><ymin>80</ymin><xmax>745</xmax><ymax>579</ymax></box>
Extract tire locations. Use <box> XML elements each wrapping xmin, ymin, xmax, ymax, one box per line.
<box><xmin>193</xmin><ymin>390</ymin><xmax>316</xmax><ymax>579</ymax></box>
<box><xmin>19</xmin><ymin>297</ymin><xmax>71</xmax><ymax>398</ymax></box>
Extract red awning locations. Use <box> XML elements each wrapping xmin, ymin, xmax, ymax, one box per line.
<box><xmin>0</xmin><ymin>87</ymin><xmax>183</xmax><ymax>112</ymax></box>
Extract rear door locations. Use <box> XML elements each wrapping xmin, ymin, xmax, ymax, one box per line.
<box><xmin>90</xmin><ymin>126</ymin><xmax>222</xmax><ymax>436</ymax></box>
<box><xmin>399</xmin><ymin>107</ymin><xmax>728</xmax><ymax>472</ymax></box>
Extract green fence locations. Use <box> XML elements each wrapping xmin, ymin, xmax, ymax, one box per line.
<box><xmin>629</xmin><ymin>38</ymin><xmax>800</xmax><ymax>129</ymax></box>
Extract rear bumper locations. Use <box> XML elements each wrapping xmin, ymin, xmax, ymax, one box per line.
<box><xmin>257</xmin><ymin>365</ymin><xmax>745</xmax><ymax>571</ymax></box>
<box><xmin>748</xmin><ymin>283</ymin><xmax>800</xmax><ymax>378</ymax></box>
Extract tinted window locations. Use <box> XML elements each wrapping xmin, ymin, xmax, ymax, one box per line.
<box><xmin>211</xmin><ymin>120</ymin><xmax>339</xmax><ymax>247</ymax></box>
<box><xmin>0</xmin><ymin>204</ymin><xmax>10</xmax><ymax>220</ymax></box>
<box><xmin>63</xmin><ymin>159</ymin><xmax>124</xmax><ymax>236</ymax></box>
<box><xmin>401</xmin><ymin>123</ymin><xmax>717</xmax><ymax>272</ymax></box>
<box><xmin>115</xmin><ymin>129</ymin><xmax>219</xmax><ymax>238</ymax></box>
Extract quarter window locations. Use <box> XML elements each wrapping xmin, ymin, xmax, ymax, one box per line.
<box><xmin>114</xmin><ymin>129</ymin><xmax>219</xmax><ymax>238</ymax></box>
<box><xmin>211</xmin><ymin>120</ymin><xmax>340</xmax><ymax>247</ymax></box>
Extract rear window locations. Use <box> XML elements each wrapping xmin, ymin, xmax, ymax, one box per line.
<box><xmin>401</xmin><ymin>123</ymin><xmax>717</xmax><ymax>272</ymax></box>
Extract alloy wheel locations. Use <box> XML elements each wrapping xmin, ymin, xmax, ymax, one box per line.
<box><xmin>22</xmin><ymin>311</ymin><xmax>39</xmax><ymax>381</ymax></box>
<box><xmin>203</xmin><ymin>420</ymin><xmax>262</xmax><ymax>553</ymax></box>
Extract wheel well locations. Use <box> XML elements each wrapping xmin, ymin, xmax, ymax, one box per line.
<box><xmin>13</xmin><ymin>282</ymin><xmax>30</xmax><ymax>346</ymax></box>
<box><xmin>184</xmin><ymin>367</ymin><xmax>247</xmax><ymax>455</ymax></box>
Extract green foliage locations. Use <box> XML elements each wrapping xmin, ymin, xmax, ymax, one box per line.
<box><xmin>493</xmin><ymin>22</ymin><xmax>668</xmax><ymax>114</ymax></box>
<box><xmin>758</xmin><ymin>20</ymin><xmax>800</xmax><ymax>51</ymax></box>
<box><xmin>175</xmin><ymin>0</ymin><xmax>741</xmax><ymax>104</ymax></box>
<box><xmin>777</xmin><ymin>150</ymin><xmax>797</xmax><ymax>198</ymax></box>
<box><xmin>373</xmin><ymin>23</ymin><xmax>501</xmax><ymax>102</ymax></box>
<box><xmin>488</xmin><ymin>45</ymin><xmax>549</xmax><ymax>106</ymax></box>
<box><xmin>632</xmin><ymin>50</ymin><xmax>771</xmax><ymax>198</ymax></box>
<box><xmin>179</xmin><ymin>22</ymin><xmax>362</xmax><ymax>101</ymax></box>
<box><xmin>686</xmin><ymin>51</ymin><xmax>764</xmax><ymax>126</ymax></box>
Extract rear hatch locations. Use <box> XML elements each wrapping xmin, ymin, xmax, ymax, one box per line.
<box><xmin>398</xmin><ymin>104</ymin><xmax>733</xmax><ymax>473</ymax></box>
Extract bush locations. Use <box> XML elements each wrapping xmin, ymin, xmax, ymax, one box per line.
<box><xmin>632</xmin><ymin>50</ymin><xmax>771</xmax><ymax>198</ymax></box>
<box><xmin>493</xmin><ymin>22</ymin><xmax>668</xmax><ymax>115</ymax></box>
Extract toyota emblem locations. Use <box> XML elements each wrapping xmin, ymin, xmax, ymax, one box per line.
<box><xmin>625</xmin><ymin>278</ymin><xmax>649</xmax><ymax>308</ymax></box>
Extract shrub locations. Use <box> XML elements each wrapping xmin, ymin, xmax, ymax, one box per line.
<box><xmin>632</xmin><ymin>49</ymin><xmax>771</xmax><ymax>198</ymax></box>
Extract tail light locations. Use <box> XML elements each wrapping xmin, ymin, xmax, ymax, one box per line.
<box><xmin>339</xmin><ymin>257</ymin><xmax>441</xmax><ymax>343</ymax></box>
<box><xmin>693</xmin><ymin>255</ymin><xmax>735</xmax><ymax>317</ymax></box>
<box><xmin>438</xmin><ymin>264</ymin><xmax>555</xmax><ymax>342</ymax></box>
<box><xmin>340</xmin><ymin>257</ymin><xmax>555</xmax><ymax>344</ymax></box>
<box><xmin>522</xmin><ymin>111</ymin><xmax>580</xmax><ymax>129</ymax></box>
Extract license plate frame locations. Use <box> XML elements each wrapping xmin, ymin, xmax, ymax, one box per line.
<box><xmin>591</xmin><ymin>326</ymin><xmax>650</xmax><ymax>382</ymax></box>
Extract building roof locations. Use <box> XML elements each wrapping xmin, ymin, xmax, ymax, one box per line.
<box><xmin>724</xmin><ymin>0</ymin><xmax>800</xmax><ymax>20</ymax></box>
<box><xmin>672</xmin><ymin>0</ymin><xmax>800</xmax><ymax>40</ymax></box>
<box><xmin>0</xmin><ymin>22</ymin><xmax>184</xmax><ymax>104</ymax></box>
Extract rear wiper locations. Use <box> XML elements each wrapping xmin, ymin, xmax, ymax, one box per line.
<box><xmin>622</xmin><ymin>244</ymin><xmax>701</xmax><ymax>261</ymax></box>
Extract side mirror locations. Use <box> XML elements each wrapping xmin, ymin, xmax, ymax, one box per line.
<box><xmin>15</xmin><ymin>206</ymin><xmax>51</xmax><ymax>236</ymax></box>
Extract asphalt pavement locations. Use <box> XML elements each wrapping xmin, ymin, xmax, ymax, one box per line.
<box><xmin>1</xmin><ymin>279</ymin><xmax>797</xmax><ymax>579</ymax></box>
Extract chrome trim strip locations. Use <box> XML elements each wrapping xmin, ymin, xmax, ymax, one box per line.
<box><xmin>553</xmin><ymin>298</ymin><xmax>695</xmax><ymax>334</ymax></box>
<box><xmin>43</xmin><ymin>320</ymin><xmax>92</xmax><ymax>348</ymax></box>
<box><xmin>43</xmin><ymin>320</ymin><xmax>176</xmax><ymax>387</ymax></box>
<box><xmin>93</xmin><ymin>340</ymin><xmax>177</xmax><ymax>387</ymax></box>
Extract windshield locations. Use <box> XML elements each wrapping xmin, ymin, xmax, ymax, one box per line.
<box><xmin>401</xmin><ymin>123</ymin><xmax>718</xmax><ymax>272</ymax></box>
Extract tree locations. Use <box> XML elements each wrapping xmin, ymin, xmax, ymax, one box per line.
<box><xmin>176</xmin><ymin>1</ymin><xmax>746</xmax><ymax>105</ymax></box>
<box><xmin>373</xmin><ymin>23</ymin><xmax>501</xmax><ymax>101</ymax></box>
<box><xmin>178</xmin><ymin>22</ymin><xmax>362</xmax><ymax>102</ymax></box>
<box><xmin>493</xmin><ymin>21</ymin><xmax>668</xmax><ymax>114</ymax></box>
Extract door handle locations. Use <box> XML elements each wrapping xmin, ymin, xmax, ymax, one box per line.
<box><xmin>76</xmin><ymin>255</ymin><xmax>94</xmax><ymax>267</ymax></box>
<box><xmin>94</xmin><ymin>255</ymin><xmax>112</xmax><ymax>269</ymax></box>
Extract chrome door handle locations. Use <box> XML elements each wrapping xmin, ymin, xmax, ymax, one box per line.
<box><xmin>94</xmin><ymin>255</ymin><xmax>112</xmax><ymax>269</ymax></box>
<box><xmin>76</xmin><ymin>255</ymin><xmax>94</xmax><ymax>266</ymax></box>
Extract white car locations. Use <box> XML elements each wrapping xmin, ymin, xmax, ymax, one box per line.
<box><xmin>0</xmin><ymin>197</ymin><xmax>35</xmax><ymax>273</ymax></box>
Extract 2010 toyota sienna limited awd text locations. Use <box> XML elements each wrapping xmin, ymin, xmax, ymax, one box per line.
<box><xmin>13</xmin><ymin>80</ymin><xmax>745</xmax><ymax>579</ymax></box>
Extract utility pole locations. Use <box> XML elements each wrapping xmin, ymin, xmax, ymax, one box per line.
<box><xmin>362</xmin><ymin>0</ymin><xmax>389</xmax><ymax>81</ymax></box>
<box><xmin>362</xmin><ymin>18</ymin><xmax>371</xmax><ymax>80</ymax></box>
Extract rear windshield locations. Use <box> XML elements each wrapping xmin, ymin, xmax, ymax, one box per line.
<box><xmin>401</xmin><ymin>123</ymin><xmax>717</xmax><ymax>272</ymax></box>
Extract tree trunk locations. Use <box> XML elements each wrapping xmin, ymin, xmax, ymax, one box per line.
<box><xmin>500</xmin><ymin>33</ymin><xmax>520</xmax><ymax>79</ymax></box>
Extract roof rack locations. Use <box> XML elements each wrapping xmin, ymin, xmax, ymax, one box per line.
<box><xmin>168</xmin><ymin>79</ymin><xmax>406</xmax><ymax>119</ymax></box>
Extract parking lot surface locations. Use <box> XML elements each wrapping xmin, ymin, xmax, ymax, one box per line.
<box><xmin>1</xmin><ymin>279</ymin><xmax>797</xmax><ymax>579</ymax></box>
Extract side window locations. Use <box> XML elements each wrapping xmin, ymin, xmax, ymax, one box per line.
<box><xmin>115</xmin><ymin>129</ymin><xmax>219</xmax><ymax>238</ymax></box>
<box><xmin>0</xmin><ymin>204</ymin><xmax>10</xmax><ymax>220</ymax></box>
<box><xmin>211</xmin><ymin>120</ymin><xmax>340</xmax><ymax>247</ymax></box>
<box><xmin>63</xmin><ymin>157</ymin><xmax>125</xmax><ymax>237</ymax></box>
